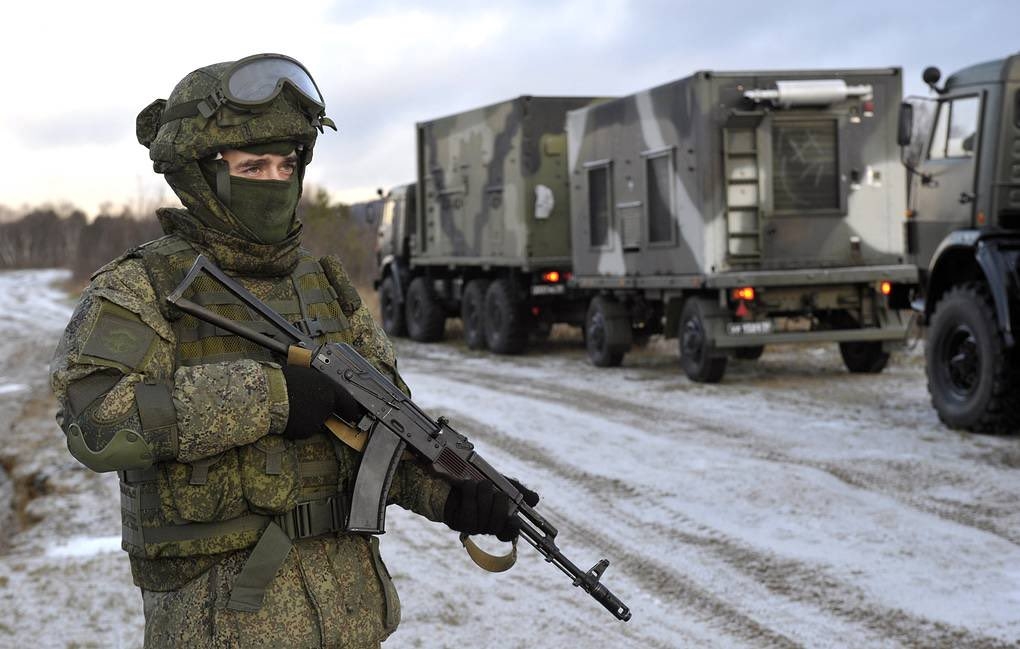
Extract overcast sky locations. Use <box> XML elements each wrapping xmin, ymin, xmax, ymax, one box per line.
<box><xmin>0</xmin><ymin>0</ymin><xmax>1015</xmax><ymax>216</ymax></box>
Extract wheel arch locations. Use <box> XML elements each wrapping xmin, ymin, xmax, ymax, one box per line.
<box><xmin>926</xmin><ymin>239</ymin><xmax>1017</xmax><ymax>347</ymax></box>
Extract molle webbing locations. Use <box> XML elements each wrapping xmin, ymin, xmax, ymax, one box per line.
<box><xmin>119</xmin><ymin>460</ymin><xmax>348</xmax><ymax>550</ymax></box>
<box><xmin>135</xmin><ymin>240</ymin><xmax>349</xmax><ymax>365</ymax></box>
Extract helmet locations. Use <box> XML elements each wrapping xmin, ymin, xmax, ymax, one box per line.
<box><xmin>134</xmin><ymin>54</ymin><xmax>337</xmax><ymax>241</ymax></box>
<box><xmin>136</xmin><ymin>53</ymin><xmax>335</xmax><ymax>173</ymax></box>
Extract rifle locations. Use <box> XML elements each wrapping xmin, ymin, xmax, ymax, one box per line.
<box><xmin>167</xmin><ymin>255</ymin><xmax>632</xmax><ymax>622</ymax></box>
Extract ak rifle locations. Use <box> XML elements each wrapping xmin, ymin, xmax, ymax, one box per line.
<box><xmin>167</xmin><ymin>255</ymin><xmax>632</xmax><ymax>622</ymax></box>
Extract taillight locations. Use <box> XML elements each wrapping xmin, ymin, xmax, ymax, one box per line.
<box><xmin>731</xmin><ymin>287</ymin><xmax>755</xmax><ymax>301</ymax></box>
<box><xmin>542</xmin><ymin>271</ymin><xmax>561</xmax><ymax>283</ymax></box>
<box><xmin>879</xmin><ymin>281</ymin><xmax>892</xmax><ymax>296</ymax></box>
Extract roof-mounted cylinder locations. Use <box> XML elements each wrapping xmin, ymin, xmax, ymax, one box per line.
<box><xmin>743</xmin><ymin>80</ymin><xmax>873</xmax><ymax>107</ymax></box>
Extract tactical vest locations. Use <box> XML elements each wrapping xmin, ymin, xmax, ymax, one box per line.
<box><xmin>118</xmin><ymin>235</ymin><xmax>362</xmax><ymax>607</ymax></box>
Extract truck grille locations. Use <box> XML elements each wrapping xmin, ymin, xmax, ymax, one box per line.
<box><xmin>772</xmin><ymin>120</ymin><xmax>839</xmax><ymax>212</ymax></box>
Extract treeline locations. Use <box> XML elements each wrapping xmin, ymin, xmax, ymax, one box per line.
<box><xmin>0</xmin><ymin>208</ymin><xmax>162</xmax><ymax>282</ymax></box>
<box><xmin>0</xmin><ymin>187</ymin><xmax>376</xmax><ymax>287</ymax></box>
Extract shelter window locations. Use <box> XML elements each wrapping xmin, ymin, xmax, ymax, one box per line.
<box><xmin>587</xmin><ymin>165</ymin><xmax>612</xmax><ymax>247</ymax></box>
<box><xmin>645</xmin><ymin>152</ymin><xmax>674</xmax><ymax>244</ymax></box>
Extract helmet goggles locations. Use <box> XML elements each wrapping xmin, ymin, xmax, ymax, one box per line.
<box><xmin>159</xmin><ymin>53</ymin><xmax>331</xmax><ymax>129</ymax></box>
<box><xmin>200</xmin><ymin>53</ymin><xmax>325</xmax><ymax>118</ymax></box>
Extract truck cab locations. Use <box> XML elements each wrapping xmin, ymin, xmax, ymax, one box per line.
<box><xmin>902</xmin><ymin>53</ymin><xmax>1020</xmax><ymax>431</ymax></box>
<box><xmin>372</xmin><ymin>183</ymin><xmax>416</xmax><ymax>336</ymax></box>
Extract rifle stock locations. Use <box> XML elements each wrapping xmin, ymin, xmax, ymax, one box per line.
<box><xmin>167</xmin><ymin>255</ymin><xmax>632</xmax><ymax>622</ymax></box>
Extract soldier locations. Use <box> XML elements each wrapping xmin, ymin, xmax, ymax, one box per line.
<box><xmin>49</xmin><ymin>53</ymin><xmax>535</xmax><ymax>648</ymax></box>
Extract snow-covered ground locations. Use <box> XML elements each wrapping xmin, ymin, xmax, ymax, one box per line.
<box><xmin>1</xmin><ymin>269</ymin><xmax>1019</xmax><ymax>648</ymax></box>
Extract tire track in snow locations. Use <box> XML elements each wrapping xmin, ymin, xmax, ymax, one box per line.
<box><xmin>403</xmin><ymin>352</ymin><xmax>1019</xmax><ymax>647</ymax></box>
<box><xmin>411</xmin><ymin>354</ymin><xmax>1020</xmax><ymax>549</ymax></box>
<box><xmin>438</xmin><ymin>406</ymin><xmax>1011</xmax><ymax>649</ymax></box>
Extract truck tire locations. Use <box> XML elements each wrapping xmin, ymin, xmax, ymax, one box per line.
<box><xmin>926</xmin><ymin>283</ymin><xmax>1020</xmax><ymax>432</ymax></box>
<box><xmin>484</xmin><ymin>279</ymin><xmax>527</xmax><ymax>354</ymax></box>
<box><xmin>404</xmin><ymin>277</ymin><xmax>446</xmax><ymax>342</ymax></box>
<box><xmin>461</xmin><ymin>279</ymin><xmax>489</xmax><ymax>350</ymax></box>
<box><xmin>839</xmin><ymin>342</ymin><xmax>889</xmax><ymax>373</ymax></box>
<box><xmin>586</xmin><ymin>296</ymin><xmax>631</xmax><ymax>367</ymax></box>
<box><xmin>379</xmin><ymin>274</ymin><xmax>406</xmax><ymax>337</ymax></box>
<box><xmin>678</xmin><ymin>297</ymin><xmax>727</xmax><ymax>383</ymax></box>
<box><xmin>734</xmin><ymin>345</ymin><xmax>765</xmax><ymax>361</ymax></box>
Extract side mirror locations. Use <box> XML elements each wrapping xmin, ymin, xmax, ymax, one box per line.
<box><xmin>897</xmin><ymin>102</ymin><xmax>914</xmax><ymax>147</ymax></box>
<box><xmin>922</xmin><ymin>66</ymin><xmax>941</xmax><ymax>88</ymax></box>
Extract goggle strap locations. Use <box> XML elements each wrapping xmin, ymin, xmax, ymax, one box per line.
<box><xmin>215</xmin><ymin>162</ymin><xmax>232</xmax><ymax>207</ymax></box>
<box><xmin>161</xmin><ymin>99</ymin><xmax>206</xmax><ymax>125</ymax></box>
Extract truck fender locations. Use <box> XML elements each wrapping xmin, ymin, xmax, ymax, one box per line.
<box><xmin>975</xmin><ymin>240</ymin><xmax>1018</xmax><ymax>347</ymax></box>
<box><xmin>926</xmin><ymin>233</ymin><xmax>1019</xmax><ymax>348</ymax></box>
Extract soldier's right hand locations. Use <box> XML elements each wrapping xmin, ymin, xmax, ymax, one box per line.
<box><xmin>280</xmin><ymin>364</ymin><xmax>361</xmax><ymax>439</ymax></box>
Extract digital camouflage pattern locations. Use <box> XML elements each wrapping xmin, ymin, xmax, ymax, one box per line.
<box><xmin>50</xmin><ymin>208</ymin><xmax>449</xmax><ymax>648</ymax></box>
<box><xmin>51</xmin><ymin>55</ymin><xmax>449</xmax><ymax>648</ymax></box>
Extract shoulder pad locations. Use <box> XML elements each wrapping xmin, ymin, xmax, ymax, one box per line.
<box><xmin>318</xmin><ymin>254</ymin><xmax>363</xmax><ymax>316</ymax></box>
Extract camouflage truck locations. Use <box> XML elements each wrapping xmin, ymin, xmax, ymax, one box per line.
<box><xmin>897</xmin><ymin>53</ymin><xmax>1020</xmax><ymax>431</ymax></box>
<box><xmin>566</xmin><ymin>68</ymin><xmax>918</xmax><ymax>382</ymax></box>
<box><xmin>375</xmin><ymin>96</ymin><xmax>605</xmax><ymax>353</ymax></box>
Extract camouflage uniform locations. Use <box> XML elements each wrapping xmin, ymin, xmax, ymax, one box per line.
<box><xmin>49</xmin><ymin>56</ymin><xmax>451</xmax><ymax>648</ymax></box>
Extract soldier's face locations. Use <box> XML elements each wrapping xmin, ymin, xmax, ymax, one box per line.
<box><xmin>220</xmin><ymin>149</ymin><xmax>299</xmax><ymax>182</ymax></box>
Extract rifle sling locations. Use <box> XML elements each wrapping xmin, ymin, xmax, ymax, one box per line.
<box><xmin>460</xmin><ymin>533</ymin><xmax>518</xmax><ymax>573</ymax></box>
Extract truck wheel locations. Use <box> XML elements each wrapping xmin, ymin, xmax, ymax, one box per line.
<box><xmin>839</xmin><ymin>342</ymin><xmax>889</xmax><ymax>373</ymax></box>
<box><xmin>404</xmin><ymin>277</ymin><xmax>446</xmax><ymax>342</ymax></box>
<box><xmin>585</xmin><ymin>296</ymin><xmax>631</xmax><ymax>367</ymax></box>
<box><xmin>484</xmin><ymin>279</ymin><xmax>527</xmax><ymax>354</ymax></box>
<box><xmin>461</xmin><ymin>279</ymin><xmax>489</xmax><ymax>350</ymax></box>
<box><xmin>678</xmin><ymin>297</ymin><xmax>727</xmax><ymax>383</ymax></box>
<box><xmin>926</xmin><ymin>283</ymin><xmax>1020</xmax><ymax>432</ymax></box>
<box><xmin>734</xmin><ymin>345</ymin><xmax>765</xmax><ymax>361</ymax></box>
<box><xmin>379</xmin><ymin>274</ymin><xmax>407</xmax><ymax>337</ymax></box>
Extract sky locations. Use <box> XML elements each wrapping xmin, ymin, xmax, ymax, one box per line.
<box><xmin>0</xmin><ymin>0</ymin><xmax>1015</xmax><ymax>218</ymax></box>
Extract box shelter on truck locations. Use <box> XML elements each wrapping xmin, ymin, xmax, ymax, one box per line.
<box><xmin>567</xmin><ymin>67</ymin><xmax>918</xmax><ymax>382</ymax></box>
<box><xmin>375</xmin><ymin>95</ymin><xmax>606</xmax><ymax>353</ymax></box>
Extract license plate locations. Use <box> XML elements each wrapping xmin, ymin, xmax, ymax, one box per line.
<box><xmin>727</xmin><ymin>320</ymin><xmax>772</xmax><ymax>336</ymax></box>
<box><xmin>531</xmin><ymin>284</ymin><xmax>566</xmax><ymax>296</ymax></box>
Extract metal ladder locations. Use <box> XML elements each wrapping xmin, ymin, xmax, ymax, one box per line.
<box><xmin>723</xmin><ymin>125</ymin><xmax>762</xmax><ymax>260</ymax></box>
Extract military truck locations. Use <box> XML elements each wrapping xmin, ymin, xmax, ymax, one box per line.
<box><xmin>897</xmin><ymin>53</ymin><xmax>1020</xmax><ymax>432</ymax></box>
<box><xmin>566</xmin><ymin>68</ymin><xmax>918</xmax><ymax>382</ymax></box>
<box><xmin>374</xmin><ymin>96</ymin><xmax>605</xmax><ymax>353</ymax></box>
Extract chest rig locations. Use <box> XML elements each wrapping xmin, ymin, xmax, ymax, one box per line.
<box><xmin>119</xmin><ymin>235</ymin><xmax>363</xmax><ymax>608</ymax></box>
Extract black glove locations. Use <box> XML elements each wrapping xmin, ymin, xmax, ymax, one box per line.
<box><xmin>443</xmin><ymin>477</ymin><xmax>540</xmax><ymax>542</ymax></box>
<box><xmin>281</xmin><ymin>364</ymin><xmax>362</xmax><ymax>439</ymax></box>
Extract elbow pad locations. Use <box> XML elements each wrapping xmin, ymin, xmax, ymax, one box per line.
<box><xmin>62</xmin><ymin>373</ymin><xmax>178</xmax><ymax>473</ymax></box>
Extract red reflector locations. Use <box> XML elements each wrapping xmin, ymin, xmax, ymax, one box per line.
<box><xmin>863</xmin><ymin>100</ymin><xmax>875</xmax><ymax>113</ymax></box>
<box><xmin>731</xmin><ymin>287</ymin><xmax>755</xmax><ymax>301</ymax></box>
<box><xmin>531</xmin><ymin>307</ymin><xmax>541</xmax><ymax>316</ymax></box>
<box><xmin>880</xmin><ymin>281</ymin><xmax>892</xmax><ymax>296</ymax></box>
<box><xmin>735</xmin><ymin>301</ymin><xmax>749</xmax><ymax>318</ymax></box>
<box><xmin>542</xmin><ymin>271</ymin><xmax>561</xmax><ymax>283</ymax></box>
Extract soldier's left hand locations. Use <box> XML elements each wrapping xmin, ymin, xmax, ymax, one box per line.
<box><xmin>443</xmin><ymin>477</ymin><xmax>539</xmax><ymax>542</ymax></box>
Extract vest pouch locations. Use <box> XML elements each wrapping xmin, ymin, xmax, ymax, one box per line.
<box><xmin>166</xmin><ymin>450</ymin><xmax>247</xmax><ymax>523</ymax></box>
<box><xmin>239</xmin><ymin>435</ymin><xmax>300</xmax><ymax>514</ymax></box>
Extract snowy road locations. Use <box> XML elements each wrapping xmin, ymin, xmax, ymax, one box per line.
<box><xmin>1</xmin><ymin>269</ymin><xmax>1019</xmax><ymax>648</ymax></box>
